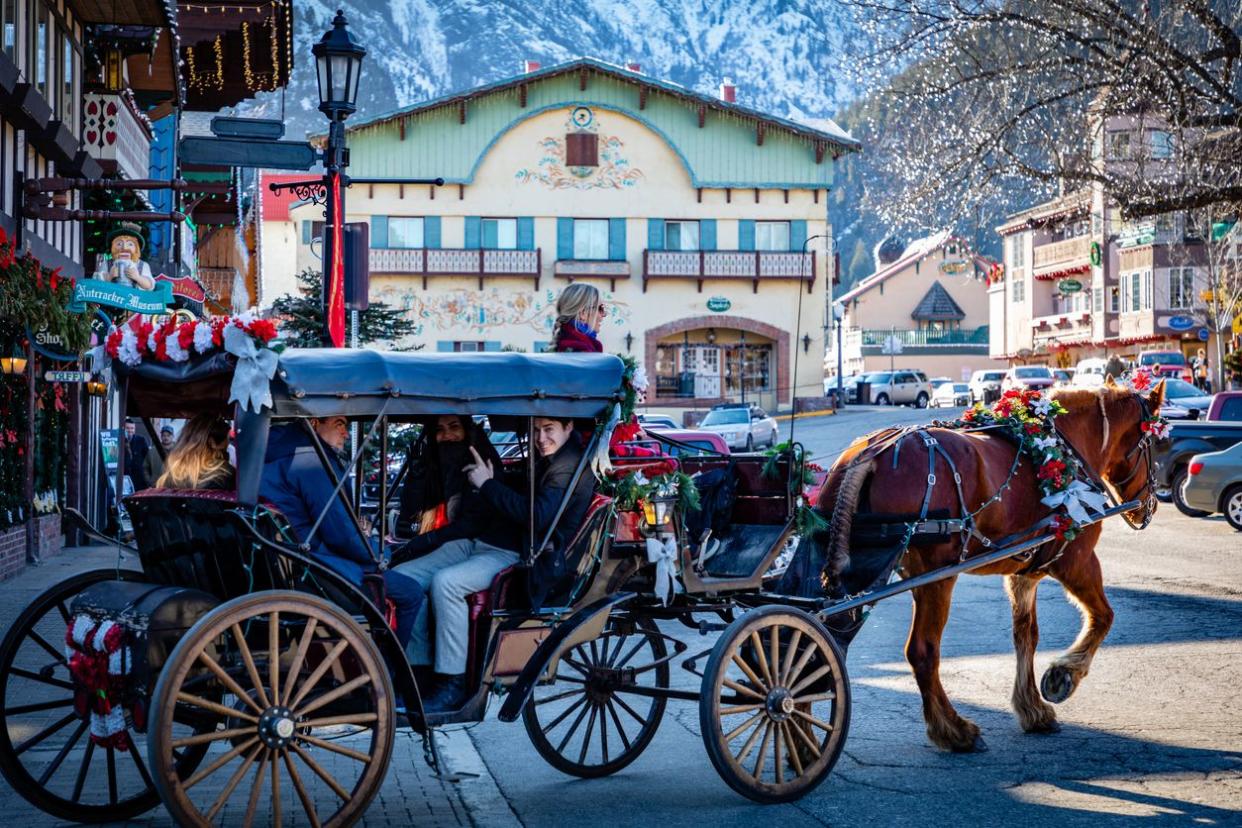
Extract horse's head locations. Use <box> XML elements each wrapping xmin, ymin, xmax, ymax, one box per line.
<box><xmin>1059</xmin><ymin>376</ymin><xmax>1166</xmax><ymax>528</ymax></box>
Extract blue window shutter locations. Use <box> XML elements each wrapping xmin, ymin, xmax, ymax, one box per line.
<box><xmin>647</xmin><ymin>218</ymin><xmax>665</xmax><ymax>251</ymax></box>
<box><xmin>424</xmin><ymin>216</ymin><xmax>441</xmax><ymax>249</ymax></box>
<box><xmin>700</xmin><ymin>219</ymin><xmax>717</xmax><ymax>252</ymax></box>
<box><xmin>464</xmin><ymin>216</ymin><xmax>482</xmax><ymax>249</ymax></box>
<box><xmin>371</xmin><ymin>215</ymin><xmax>388</xmax><ymax>249</ymax></box>
<box><xmin>484</xmin><ymin>341</ymin><xmax>502</xmax><ymax>352</ymax></box>
<box><xmin>481</xmin><ymin>219</ymin><xmax>498</xmax><ymax>249</ymax></box>
<box><xmin>557</xmin><ymin>217</ymin><xmax>574</xmax><ymax>260</ymax></box>
<box><xmin>609</xmin><ymin>218</ymin><xmax>627</xmax><ymax>261</ymax></box>
<box><xmin>301</xmin><ymin>220</ymin><xmax>311</xmax><ymax>244</ymax></box>
<box><xmin>436</xmin><ymin>341</ymin><xmax>453</xmax><ymax>352</ymax></box>
<box><xmin>517</xmin><ymin>217</ymin><xmax>534</xmax><ymax>251</ymax></box>
<box><xmin>790</xmin><ymin>220</ymin><xmax>807</xmax><ymax>252</ymax></box>
<box><xmin>738</xmin><ymin>220</ymin><xmax>756</xmax><ymax>251</ymax></box>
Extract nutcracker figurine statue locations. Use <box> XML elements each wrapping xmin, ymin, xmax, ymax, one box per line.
<box><xmin>97</xmin><ymin>222</ymin><xmax>155</xmax><ymax>291</ymax></box>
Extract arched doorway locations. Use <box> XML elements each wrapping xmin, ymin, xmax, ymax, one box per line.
<box><xmin>646</xmin><ymin>315</ymin><xmax>790</xmax><ymax>409</ymax></box>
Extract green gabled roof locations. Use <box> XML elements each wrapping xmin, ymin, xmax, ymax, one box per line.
<box><xmin>343</xmin><ymin>57</ymin><xmax>859</xmax><ymax>152</ymax></box>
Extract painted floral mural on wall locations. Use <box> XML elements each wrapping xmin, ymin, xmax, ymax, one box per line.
<box><xmin>372</xmin><ymin>285</ymin><xmax>633</xmax><ymax>338</ymax></box>
<box><xmin>515</xmin><ymin>109</ymin><xmax>644</xmax><ymax>190</ymax></box>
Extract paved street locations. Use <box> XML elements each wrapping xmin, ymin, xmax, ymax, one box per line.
<box><xmin>2</xmin><ymin>404</ymin><xmax>1240</xmax><ymax>826</ymax></box>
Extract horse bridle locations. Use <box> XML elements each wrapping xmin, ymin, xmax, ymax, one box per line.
<box><xmin>1054</xmin><ymin>391</ymin><xmax>1158</xmax><ymax>530</ymax></box>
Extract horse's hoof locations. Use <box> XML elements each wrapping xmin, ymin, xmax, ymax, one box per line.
<box><xmin>1040</xmin><ymin>665</ymin><xmax>1076</xmax><ymax>704</ymax></box>
<box><xmin>971</xmin><ymin>734</ymin><xmax>989</xmax><ymax>752</ymax></box>
<box><xmin>1025</xmin><ymin>717</ymin><xmax>1061</xmax><ymax>734</ymax></box>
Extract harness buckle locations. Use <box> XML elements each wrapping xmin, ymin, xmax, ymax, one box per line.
<box><xmin>923</xmin><ymin>436</ymin><xmax>938</xmax><ymax>447</ymax></box>
<box><xmin>927</xmin><ymin>473</ymin><xmax>937</xmax><ymax>486</ymax></box>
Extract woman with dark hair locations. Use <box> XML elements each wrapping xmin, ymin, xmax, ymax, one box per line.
<box><xmin>395</xmin><ymin>415</ymin><xmax>503</xmax><ymax>540</ymax></box>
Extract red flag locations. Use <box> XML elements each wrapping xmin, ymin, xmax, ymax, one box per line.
<box><xmin>326</xmin><ymin>171</ymin><xmax>346</xmax><ymax>348</ymax></box>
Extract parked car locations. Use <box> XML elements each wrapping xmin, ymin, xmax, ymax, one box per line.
<box><xmin>1003</xmin><ymin>365</ymin><xmax>1056</xmax><ymax>393</ymax></box>
<box><xmin>931</xmin><ymin>382</ymin><xmax>971</xmax><ymax>408</ymax></box>
<box><xmin>824</xmin><ymin>374</ymin><xmax>858</xmax><ymax>399</ymax></box>
<box><xmin>844</xmin><ymin>372</ymin><xmax>878</xmax><ymax>404</ymax></box>
<box><xmin>1153</xmin><ymin>419</ymin><xmax>1242</xmax><ymax>516</ymax></box>
<box><xmin>1157</xmin><ymin>378</ymin><xmax>1216</xmax><ymax>420</ymax></box>
<box><xmin>1072</xmin><ymin>358</ymin><xmax>1109</xmax><ymax>388</ymax></box>
<box><xmin>969</xmin><ymin>369</ymin><xmax>1007</xmax><ymax>404</ymax></box>
<box><xmin>625</xmin><ymin>428</ymin><xmax>730</xmax><ymax>458</ymax></box>
<box><xmin>637</xmin><ymin>413</ymin><xmax>679</xmax><ymax>430</ymax></box>
<box><xmin>1179</xmin><ymin>441</ymin><xmax>1242</xmax><ymax>530</ymax></box>
<box><xmin>1052</xmin><ymin>368</ymin><xmax>1075</xmax><ymax>387</ymax></box>
<box><xmin>861</xmin><ymin>370</ymin><xmax>933</xmax><ymax>407</ymax></box>
<box><xmin>697</xmin><ymin>403</ymin><xmax>779</xmax><ymax>451</ymax></box>
<box><xmin>929</xmin><ymin>376</ymin><xmax>954</xmax><ymax>390</ymax></box>
<box><xmin>1138</xmin><ymin>349</ymin><xmax>1192</xmax><ymax>382</ymax></box>
<box><xmin>1205</xmin><ymin>391</ymin><xmax>1242</xmax><ymax>422</ymax></box>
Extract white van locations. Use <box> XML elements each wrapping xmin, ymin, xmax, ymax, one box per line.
<box><xmin>1073</xmin><ymin>358</ymin><xmax>1108</xmax><ymax>388</ymax></box>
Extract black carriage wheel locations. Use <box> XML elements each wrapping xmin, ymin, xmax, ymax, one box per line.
<box><xmin>523</xmin><ymin>616</ymin><xmax>669</xmax><ymax>778</ymax></box>
<box><xmin>148</xmin><ymin>591</ymin><xmax>394</xmax><ymax>828</ymax></box>
<box><xmin>0</xmin><ymin>567</ymin><xmax>212</xmax><ymax>823</ymax></box>
<box><xmin>699</xmin><ymin>606</ymin><xmax>850</xmax><ymax>804</ymax></box>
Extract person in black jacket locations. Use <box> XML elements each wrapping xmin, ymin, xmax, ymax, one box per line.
<box><xmin>393</xmin><ymin>416</ymin><xmax>596</xmax><ymax>712</ymax></box>
<box><xmin>394</xmin><ymin>415</ymin><xmax>502</xmax><ymax>539</ymax></box>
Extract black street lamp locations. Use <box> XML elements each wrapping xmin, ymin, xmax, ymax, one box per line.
<box><xmin>314</xmin><ymin>10</ymin><xmax>365</xmax><ymax>348</ymax></box>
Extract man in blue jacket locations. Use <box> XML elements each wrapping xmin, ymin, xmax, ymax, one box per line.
<box><xmin>261</xmin><ymin>416</ymin><xmax>423</xmax><ymax>649</ymax></box>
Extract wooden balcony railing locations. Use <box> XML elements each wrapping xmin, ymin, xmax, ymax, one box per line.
<box><xmin>643</xmin><ymin>250</ymin><xmax>815</xmax><ymax>293</ymax></box>
<box><xmin>1032</xmin><ymin>236</ymin><xmax>1092</xmax><ymax>276</ymax></box>
<box><xmin>368</xmin><ymin>247</ymin><xmax>541</xmax><ymax>289</ymax></box>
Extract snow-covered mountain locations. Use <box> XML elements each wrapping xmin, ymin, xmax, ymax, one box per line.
<box><xmin>243</xmin><ymin>0</ymin><xmax>856</xmax><ymax>140</ymax></box>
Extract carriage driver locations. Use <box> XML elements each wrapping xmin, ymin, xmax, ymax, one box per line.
<box><xmin>260</xmin><ymin>416</ymin><xmax>425</xmax><ymax>650</ymax></box>
<box><xmin>392</xmin><ymin>416</ymin><xmax>596</xmax><ymax>713</ymax></box>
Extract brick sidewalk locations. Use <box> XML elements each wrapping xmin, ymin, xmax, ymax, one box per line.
<box><xmin>0</xmin><ymin>544</ymin><xmax>508</xmax><ymax>827</ymax></box>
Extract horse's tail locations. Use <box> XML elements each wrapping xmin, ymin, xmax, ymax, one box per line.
<box><xmin>812</xmin><ymin>431</ymin><xmax>896</xmax><ymax>593</ymax></box>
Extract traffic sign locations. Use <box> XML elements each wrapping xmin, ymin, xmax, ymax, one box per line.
<box><xmin>179</xmin><ymin>136</ymin><xmax>318</xmax><ymax>170</ymax></box>
<box><xmin>1198</xmin><ymin>328</ymin><xmax>1210</xmax><ymax>342</ymax></box>
<box><xmin>881</xmin><ymin>335</ymin><xmax>904</xmax><ymax>355</ymax></box>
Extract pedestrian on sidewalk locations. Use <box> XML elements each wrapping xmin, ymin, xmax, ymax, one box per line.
<box><xmin>551</xmin><ymin>283</ymin><xmax>605</xmax><ymax>353</ymax></box>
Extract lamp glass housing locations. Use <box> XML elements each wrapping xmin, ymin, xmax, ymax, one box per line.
<box><xmin>313</xmin><ymin>10</ymin><xmax>366</xmax><ymax>120</ymax></box>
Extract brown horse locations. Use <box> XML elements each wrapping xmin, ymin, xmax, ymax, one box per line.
<box><xmin>816</xmin><ymin>378</ymin><xmax>1164</xmax><ymax>752</ymax></box>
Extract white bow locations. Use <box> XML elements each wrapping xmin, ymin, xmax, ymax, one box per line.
<box><xmin>645</xmin><ymin>536</ymin><xmax>683</xmax><ymax>606</ymax></box>
<box><xmin>224</xmin><ymin>324</ymin><xmax>279</xmax><ymax>413</ymax></box>
<box><xmin>1041</xmin><ymin>479</ymin><xmax>1110</xmax><ymax>526</ymax></box>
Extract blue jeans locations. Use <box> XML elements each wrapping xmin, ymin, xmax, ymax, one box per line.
<box><xmin>315</xmin><ymin>553</ymin><xmax>424</xmax><ymax>649</ymax></box>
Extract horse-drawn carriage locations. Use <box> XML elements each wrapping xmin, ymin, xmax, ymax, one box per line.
<box><xmin>0</xmin><ymin>344</ymin><xmax>1161</xmax><ymax>825</ymax></box>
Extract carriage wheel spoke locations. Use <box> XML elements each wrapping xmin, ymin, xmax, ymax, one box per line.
<box><xmin>269</xmin><ymin>611</ymin><xmax>280</xmax><ymax>709</ymax></box>
<box><xmin>791</xmin><ymin>707</ymin><xmax>835</xmax><ymax>733</ymax></box>
<box><xmin>230</xmin><ymin>623</ymin><xmax>271</xmax><ymax>709</ymax></box>
<box><xmin>577</xmin><ymin>704</ymin><xmax>598</xmax><ymax>765</ymax></box>
<box><xmin>561</xmin><ymin>655</ymin><xmax>591</xmax><ymax>677</ymax></box>
<box><xmin>290</xmin><ymin>741</ymin><xmax>350</xmax><ymax>801</ymax></box>
<box><xmin>126</xmin><ymin>732</ymin><xmax>156</xmax><ymax>790</ymax></box>
<box><xmin>535</xmin><ymin>688</ymin><xmax>583</xmax><ymax>706</ymax></box>
<box><xmin>184</xmin><ymin>736</ymin><xmax>260</xmax><ymax>790</ymax></box>
<box><xmin>270</xmin><ymin>750</ymin><xmax>282</xmax><ymax>828</ymax></box>
<box><xmin>56</xmin><ymin>601</ymin><xmax>71</xmax><ymax>625</ymax></box>
<box><xmin>288</xmin><ymin>639</ymin><xmax>349</xmax><ymax>711</ymax></box>
<box><xmin>283</xmin><ymin>749</ymin><xmax>321</xmax><ymax>828</ymax></box>
<box><xmin>197</xmin><ymin>649</ymin><xmax>265</xmax><ymax>714</ymax></box>
<box><xmin>281</xmin><ymin>618</ymin><xmax>318</xmax><ymax>707</ymax></box>
<box><xmin>6</xmin><ymin>698</ymin><xmax>73</xmax><ymax>716</ymax></box>
<box><xmin>605</xmin><ymin>699</ymin><xmax>631</xmax><ymax>751</ymax></box>
<box><xmin>611</xmin><ymin>693</ymin><xmax>649</xmax><ymax>727</ymax></box>
<box><xmin>733</xmin><ymin>716</ymin><xmax>766</xmax><ymax>767</ymax></box>
<box><xmin>9</xmin><ymin>666</ymin><xmax>73</xmax><ymax>691</ymax></box>
<box><xmin>301</xmin><ymin>712</ymin><xmax>378</xmax><ymax>728</ymax></box>
<box><xmin>790</xmin><ymin>691</ymin><xmax>836</xmax><ymax>705</ymax></box>
<box><xmin>724</xmin><ymin>710</ymin><xmax>766</xmax><ymax>743</ymax></box>
<box><xmin>789</xmin><ymin>664</ymin><xmax>832</xmax><ymax>697</ymax></box>
<box><xmin>769</xmin><ymin>627</ymin><xmax>780</xmax><ymax>691</ymax></box>
<box><xmin>598</xmin><ymin>701</ymin><xmax>610</xmax><ymax>764</ymax></box>
<box><xmin>552</xmin><ymin>673</ymin><xmax>588</xmax><ymax>685</ymax></box>
<box><xmin>774</xmin><ymin>721</ymin><xmax>784</xmax><ymax>784</ymax></box>
<box><xmin>242</xmin><ymin>747</ymin><xmax>269</xmax><ymax>828</ymax></box>
<box><xmin>605</xmin><ymin>632</ymin><xmax>627</xmax><ymax>667</ymax></box>
<box><xmin>295</xmin><ymin>672</ymin><xmax>371</xmax><ymax>718</ymax></box>
<box><xmin>752</xmin><ymin>721</ymin><xmax>773</xmax><ymax>781</ymax></box>
<box><xmin>784</xmin><ymin>640</ymin><xmax>818</xmax><ymax>691</ymax></box>
<box><xmin>722</xmin><ymin>677</ymin><xmax>765</xmax><ymax>701</ymax></box>
<box><xmin>106</xmin><ymin>744</ymin><xmax>119</xmax><ymax>804</ymax></box>
<box><xmin>71</xmin><ymin>738</ymin><xmax>95</xmax><ymax>802</ymax></box>
<box><xmin>13</xmin><ymin>712</ymin><xmax>76</xmax><ymax>754</ymax></box>
<box><xmin>750</xmin><ymin>632</ymin><xmax>774</xmax><ymax>688</ymax></box>
<box><xmin>542</xmin><ymin>695</ymin><xmax>586</xmax><ymax>732</ymax></box>
<box><xmin>172</xmin><ymin>726</ymin><xmax>256</xmax><ymax>748</ymax></box>
<box><xmin>177</xmin><ymin>691</ymin><xmax>258</xmax><ymax>723</ymax></box>
<box><xmin>28</xmin><ymin>630</ymin><xmax>67</xmax><ymax>666</ymax></box>
<box><xmin>779</xmin><ymin>630</ymin><xmax>802</xmax><ymax>686</ymax></box>
<box><xmin>782</xmin><ymin>723</ymin><xmax>805</xmax><ymax>776</ymax></box>
<box><xmin>720</xmin><ymin>703</ymin><xmax>763</xmax><ymax>716</ymax></box>
<box><xmin>588</xmin><ymin>639</ymin><xmax>600</xmax><ymax>667</ymax></box>
<box><xmin>730</xmin><ymin>652</ymin><xmax>768</xmax><ymax>693</ymax></box>
<box><xmin>613</xmin><ymin>636</ymin><xmax>649</xmax><ymax>670</ymax></box>
<box><xmin>206</xmin><ymin>742</ymin><xmax>264</xmax><ymax>821</ymax></box>
<box><xmin>36</xmin><ymin>719</ymin><xmax>86</xmax><ymax>785</ymax></box>
<box><xmin>555</xmin><ymin>699</ymin><xmax>593</xmax><ymax>754</ymax></box>
<box><xmin>298</xmin><ymin>732</ymin><xmax>372</xmax><ymax>763</ymax></box>
<box><xmin>787</xmin><ymin>716</ymin><xmax>822</xmax><ymax>758</ymax></box>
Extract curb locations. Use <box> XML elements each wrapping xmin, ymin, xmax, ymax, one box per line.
<box><xmin>773</xmin><ymin>409</ymin><xmax>837</xmax><ymax>423</ymax></box>
<box><xmin>437</xmin><ymin>727</ymin><xmax>523</xmax><ymax>828</ymax></box>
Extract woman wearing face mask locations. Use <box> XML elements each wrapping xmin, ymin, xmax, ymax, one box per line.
<box><xmin>551</xmin><ymin>283</ymin><xmax>606</xmax><ymax>353</ymax></box>
<box><xmin>395</xmin><ymin>415</ymin><xmax>503</xmax><ymax>540</ymax></box>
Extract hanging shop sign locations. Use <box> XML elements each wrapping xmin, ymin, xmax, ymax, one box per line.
<box><xmin>1166</xmin><ymin>315</ymin><xmax>1197</xmax><ymax>332</ymax></box>
<box><xmin>67</xmin><ymin>277</ymin><xmax>174</xmax><ymax>314</ymax></box>
<box><xmin>706</xmin><ymin>296</ymin><xmax>732</xmax><ymax>312</ymax></box>
<box><xmin>939</xmin><ymin>259</ymin><xmax>970</xmax><ymax>275</ymax></box>
<box><xmin>1090</xmin><ymin>241</ymin><xmax>1102</xmax><ymax>267</ymax></box>
<box><xmin>1058</xmin><ymin>278</ymin><xmax>1083</xmax><ymax>294</ymax></box>
<box><xmin>44</xmin><ymin>370</ymin><xmax>86</xmax><ymax>383</ymax></box>
<box><xmin>156</xmin><ymin>274</ymin><xmax>206</xmax><ymax>317</ymax></box>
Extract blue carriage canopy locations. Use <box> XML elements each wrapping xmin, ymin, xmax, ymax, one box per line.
<box><xmin>116</xmin><ymin>349</ymin><xmax>627</xmax><ymax>420</ymax></box>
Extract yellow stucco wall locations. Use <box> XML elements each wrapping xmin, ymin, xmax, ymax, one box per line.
<box><xmin>266</xmin><ymin>105</ymin><xmax>834</xmax><ymax>408</ymax></box>
<box><xmin>847</xmin><ymin>247</ymin><xmax>989</xmax><ymax>330</ymax></box>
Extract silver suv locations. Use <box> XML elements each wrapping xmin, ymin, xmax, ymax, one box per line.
<box><xmin>861</xmin><ymin>370</ymin><xmax>933</xmax><ymax>408</ymax></box>
<box><xmin>969</xmin><ymin>369</ymin><xmax>1007</xmax><ymax>404</ymax></box>
<box><xmin>698</xmin><ymin>404</ymin><xmax>779</xmax><ymax>451</ymax></box>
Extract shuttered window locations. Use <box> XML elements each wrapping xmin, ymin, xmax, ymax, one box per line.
<box><xmin>566</xmin><ymin>133</ymin><xmax>599</xmax><ymax>167</ymax></box>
